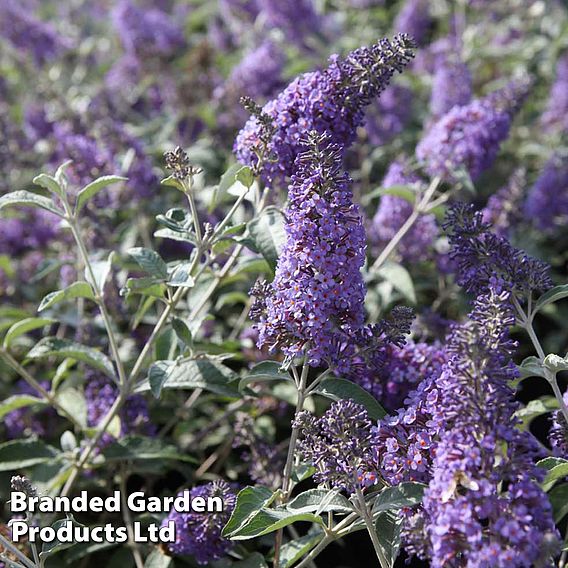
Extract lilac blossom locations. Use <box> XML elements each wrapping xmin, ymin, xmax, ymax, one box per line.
<box><xmin>418</xmin><ymin>287</ymin><xmax>559</xmax><ymax>567</ymax></box>
<box><xmin>444</xmin><ymin>203</ymin><xmax>553</xmax><ymax>297</ymax></box>
<box><xmin>215</xmin><ymin>40</ymin><xmax>285</xmax><ymax>132</ymax></box>
<box><xmin>111</xmin><ymin>0</ymin><xmax>186</xmax><ymax>59</ymax></box>
<box><xmin>482</xmin><ymin>169</ymin><xmax>526</xmax><ymax>237</ymax></box>
<box><xmin>416</xmin><ymin>79</ymin><xmax>530</xmax><ymax>181</ymax></box>
<box><xmin>369</xmin><ymin>160</ymin><xmax>438</xmax><ymax>262</ymax></box>
<box><xmin>541</xmin><ymin>54</ymin><xmax>568</xmax><ymax>135</ymax></box>
<box><xmin>294</xmin><ymin>400</ymin><xmax>378</xmax><ymax>493</ymax></box>
<box><xmin>394</xmin><ymin>0</ymin><xmax>431</xmax><ymax>46</ymax></box>
<box><xmin>429</xmin><ymin>58</ymin><xmax>472</xmax><ymax>118</ymax></box>
<box><xmin>256</xmin><ymin>0</ymin><xmax>324</xmax><ymax>47</ymax></box>
<box><xmin>84</xmin><ymin>372</ymin><xmax>154</xmax><ymax>447</ymax></box>
<box><xmin>233</xmin><ymin>413</ymin><xmax>284</xmax><ymax>489</ymax></box>
<box><xmin>524</xmin><ymin>156</ymin><xmax>568</xmax><ymax>232</ymax></box>
<box><xmin>251</xmin><ymin>133</ymin><xmax>366</xmax><ymax>369</ymax></box>
<box><xmin>162</xmin><ymin>481</ymin><xmax>236</xmax><ymax>564</ymax></box>
<box><xmin>234</xmin><ymin>34</ymin><xmax>415</xmax><ymax>186</ymax></box>
<box><xmin>549</xmin><ymin>391</ymin><xmax>568</xmax><ymax>458</ymax></box>
<box><xmin>0</xmin><ymin>0</ymin><xmax>70</xmax><ymax>66</ymax></box>
<box><xmin>364</xmin><ymin>84</ymin><xmax>413</xmax><ymax>146</ymax></box>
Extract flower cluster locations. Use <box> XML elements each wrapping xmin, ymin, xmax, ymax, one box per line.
<box><xmin>369</xmin><ymin>160</ymin><xmax>438</xmax><ymax>262</ymax></box>
<box><xmin>252</xmin><ymin>132</ymin><xmax>366</xmax><ymax>369</ymax></box>
<box><xmin>235</xmin><ymin>34</ymin><xmax>415</xmax><ymax>185</ymax></box>
<box><xmin>162</xmin><ymin>481</ymin><xmax>236</xmax><ymax>564</ymax></box>
<box><xmin>111</xmin><ymin>0</ymin><xmax>186</xmax><ymax>60</ymax></box>
<box><xmin>444</xmin><ymin>203</ymin><xmax>552</xmax><ymax>297</ymax></box>
<box><xmin>429</xmin><ymin>58</ymin><xmax>472</xmax><ymax>119</ymax></box>
<box><xmin>215</xmin><ymin>40</ymin><xmax>285</xmax><ymax>133</ymax></box>
<box><xmin>549</xmin><ymin>390</ymin><xmax>568</xmax><ymax>458</ymax></box>
<box><xmin>541</xmin><ymin>53</ymin><xmax>568</xmax><ymax>135</ymax></box>
<box><xmin>417</xmin><ymin>287</ymin><xmax>559</xmax><ymax>567</ymax></box>
<box><xmin>373</xmin><ymin>373</ymin><xmax>442</xmax><ymax>485</ymax></box>
<box><xmin>482</xmin><ymin>168</ymin><xmax>526</xmax><ymax>237</ymax></box>
<box><xmin>524</xmin><ymin>155</ymin><xmax>568</xmax><ymax>232</ymax></box>
<box><xmin>84</xmin><ymin>372</ymin><xmax>154</xmax><ymax>446</ymax></box>
<box><xmin>416</xmin><ymin>79</ymin><xmax>530</xmax><ymax>181</ymax></box>
<box><xmin>364</xmin><ymin>84</ymin><xmax>413</xmax><ymax>146</ymax></box>
<box><xmin>233</xmin><ymin>413</ymin><xmax>284</xmax><ymax>489</ymax></box>
<box><xmin>394</xmin><ymin>0</ymin><xmax>431</xmax><ymax>46</ymax></box>
<box><xmin>294</xmin><ymin>400</ymin><xmax>378</xmax><ymax>492</ymax></box>
<box><xmin>0</xmin><ymin>0</ymin><xmax>70</xmax><ymax>67</ymax></box>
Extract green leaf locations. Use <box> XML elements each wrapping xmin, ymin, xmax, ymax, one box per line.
<box><xmin>374</xmin><ymin>511</ymin><xmax>403</xmax><ymax>568</ymax></box>
<box><xmin>167</xmin><ymin>261</ymin><xmax>195</xmax><ymax>288</ymax></box>
<box><xmin>222</xmin><ymin>486</ymin><xmax>276</xmax><ymax>537</ymax></box>
<box><xmin>234</xmin><ymin>553</ymin><xmax>269</xmax><ymax>568</ymax></box>
<box><xmin>27</xmin><ymin>337</ymin><xmax>116</xmax><ymax>379</ymax></box>
<box><xmin>515</xmin><ymin>396</ymin><xmax>558</xmax><ymax>429</ymax></box>
<box><xmin>225</xmin><ymin>508</ymin><xmax>324</xmax><ymax>540</ymax></box>
<box><xmin>213</xmin><ymin>162</ymin><xmax>243</xmax><ymax>207</ymax></box>
<box><xmin>538</xmin><ymin>458</ymin><xmax>568</xmax><ymax>491</ymax></box>
<box><xmin>160</xmin><ymin>175</ymin><xmax>186</xmax><ymax>192</ymax></box>
<box><xmin>517</xmin><ymin>356</ymin><xmax>547</xmax><ymax>379</ymax></box>
<box><xmin>0</xmin><ymin>190</ymin><xmax>63</xmax><ymax>216</ymax></box>
<box><xmin>102</xmin><ymin>436</ymin><xmax>196</xmax><ymax>463</ymax></box>
<box><xmin>123</xmin><ymin>277</ymin><xmax>166</xmax><ymax>299</ymax></box>
<box><xmin>3</xmin><ymin>317</ymin><xmax>56</xmax><ymax>347</ymax></box>
<box><xmin>128</xmin><ymin>247</ymin><xmax>168</xmax><ymax>280</ymax></box>
<box><xmin>378</xmin><ymin>185</ymin><xmax>416</xmax><ymax>202</ymax></box>
<box><xmin>172</xmin><ymin>318</ymin><xmax>193</xmax><ymax>347</ymax></box>
<box><xmin>0</xmin><ymin>395</ymin><xmax>46</xmax><ymax>420</ymax></box>
<box><xmin>549</xmin><ymin>484</ymin><xmax>568</xmax><ymax>523</ymax></box>
<box><xmin>236</xmin><ymin>165</ymin><xmax>254</xmax><ymax>188</ymax></box>
<box><xmin>287</xmin><ymin>489</ymin><xmax>353</xmax><ymax>515</ymax></box>
<box><xmin>239</xmin><ymin>361</ymin><xmax>292</xmax><ymax>391</ymax></box>
<box><xmin>41</xmin><ymin>516</ymin><xmax>85</xmax><ymax>558</ymax></box>
<box><xmin>543</xmin><ymin>354</ymin><xmax>568</xmax><ymax>373</ymax></box>
<box><xmin>144</xmin><ymin>550</ymin><xmax>173</xmax><ymax>568</ymax></box>
<box><xmin>0</xmin><ymin>439</ymin><xmax>58</xmax><ymax>471</ymax></box>
<box><xmin>38</xmin><ymin>281</ymin><xmax>96</xmax><ymax>312</ymax></box>
<box><xmin>311</xmin><ymin>378</ymin><xmax>387</xmax><ymax>420</ymax></box>
<box><xmin>33</xmin><ymin>173</ymin><xmax>63</xmax><ymax>197</ymax></box>
<box><xmin>376</xmin><ymin>261</ymin><xmax>416</xmax><ymax>304</ymax></box>
<box><xmin>534</xmin><ymin>284</ymin><xmax>568</xmax><ymax>314</ymax></box>
<box><xmin>75</xmin><ymin>176</ymin><xmax>127</xmax><ymax>214</ymax></box>
<box><xmin>86</xmin><ymin>253</ymin><xmax>114</xmax><ymax>292</ymax></box>
<box><xmin>248</xmin><ymin>207</ymin><xmax>286</xmax><ymax>271</ymax></box>
<box><xmin>55</xmin><ymin>388</ymin><xmax>87</xmax><ymax>428</ymax></box>
<box><xmin>372</xmin><ymin>483</ymin><xmax>426</xmax><ymax>514</ymax></box>
<box><xmin>278</xmin><ymin>532</ymin><xmax>323</xmax><ymax>568</ymax></box>
<box><xmin>137</xmin><ymin>358</ymin><xmax>239</xmax><ymax>399</ymax></box>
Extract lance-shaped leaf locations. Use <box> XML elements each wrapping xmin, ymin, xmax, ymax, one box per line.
<box><xmin>75</xmin><ymin>175</ymin><xmax>127</xmax><ymax>214</ymax></box>
<box><xmin>38</xmin><ymin>282</ymin><xmax>96</xmax><ymax>312</ymax></box>
<box><xmin>248</xmin><ymin>207</ymin><xmax>286</xmax><ymax>271</ymax></box>
<box><xmin>372</xmin><ymin>482</ymin><xmax>426</xmax><ymax>514</ymax></box>
<box><xmin>137</xmin><ymin>358</ymin><xmax>239</xmax><ymax>398</ymax></box>
<box><xmin>128</xmin><ymin>247</ymin><xmax>168</xmax><ymax>280</ymax></box>
<box><xmin>534</xmin><ymin>284</ymin><xmax>568</xmax><ymax>314</ymax></box>
<box><xmin>27</xmin><ymin>337</ymin><xmax>115</xmax><ymax>379</ymax></box>
<box><xmin>33</xmin><ymin>173</ymin><xmax>63</xmax><ymax>197</ymax></box>
<box><xmin>0</xmin><ymin>190</ymin><xmax>63</xmax><ymax>216</ymax></box>
<box><xmin>3</xmin><ymin>317</ymin><xmax>56</xmax><ymax>347</ymax></box>
<box><xmin>0</xmin><ymin>395</ymin><xmax>46</xmax><ymax>420</ymax></box>
<box><xmin>0</xmin><ymin>439</ymin><xmax>58</xmax><ymax>471</ymax></box>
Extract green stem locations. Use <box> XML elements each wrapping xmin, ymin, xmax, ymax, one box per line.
<box><xmin>355</xmin><ymin>485</ymin><xmax>388</xmax><ymax>568</ymax></box>
<box><xmin>370</xmin><ymin>176</ymin><xmax>441</xmax><ymax>272</ymax></box>
<box><xmin>67</xmin><ymin>222</ymin><xmax>127</xmax><ymax>387</ymax></box>
<box><xmin>0</xmin><ymin>534</ymin><xmax>35</xmax><ymax>568</ymax></box>
<box><xmin>512</xmin><ymin>296</ymin><xmax>568</xmax><ymax>425</ymax></box>
<box><xmin>274</xmin><ymin>355</ymin><xmax>310</xmax><ymax>568</ymax></box>
<box><xmin>0</xmin><ymin>349</ymin><xmax>82</xmax><ymax>429</ymax></box>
